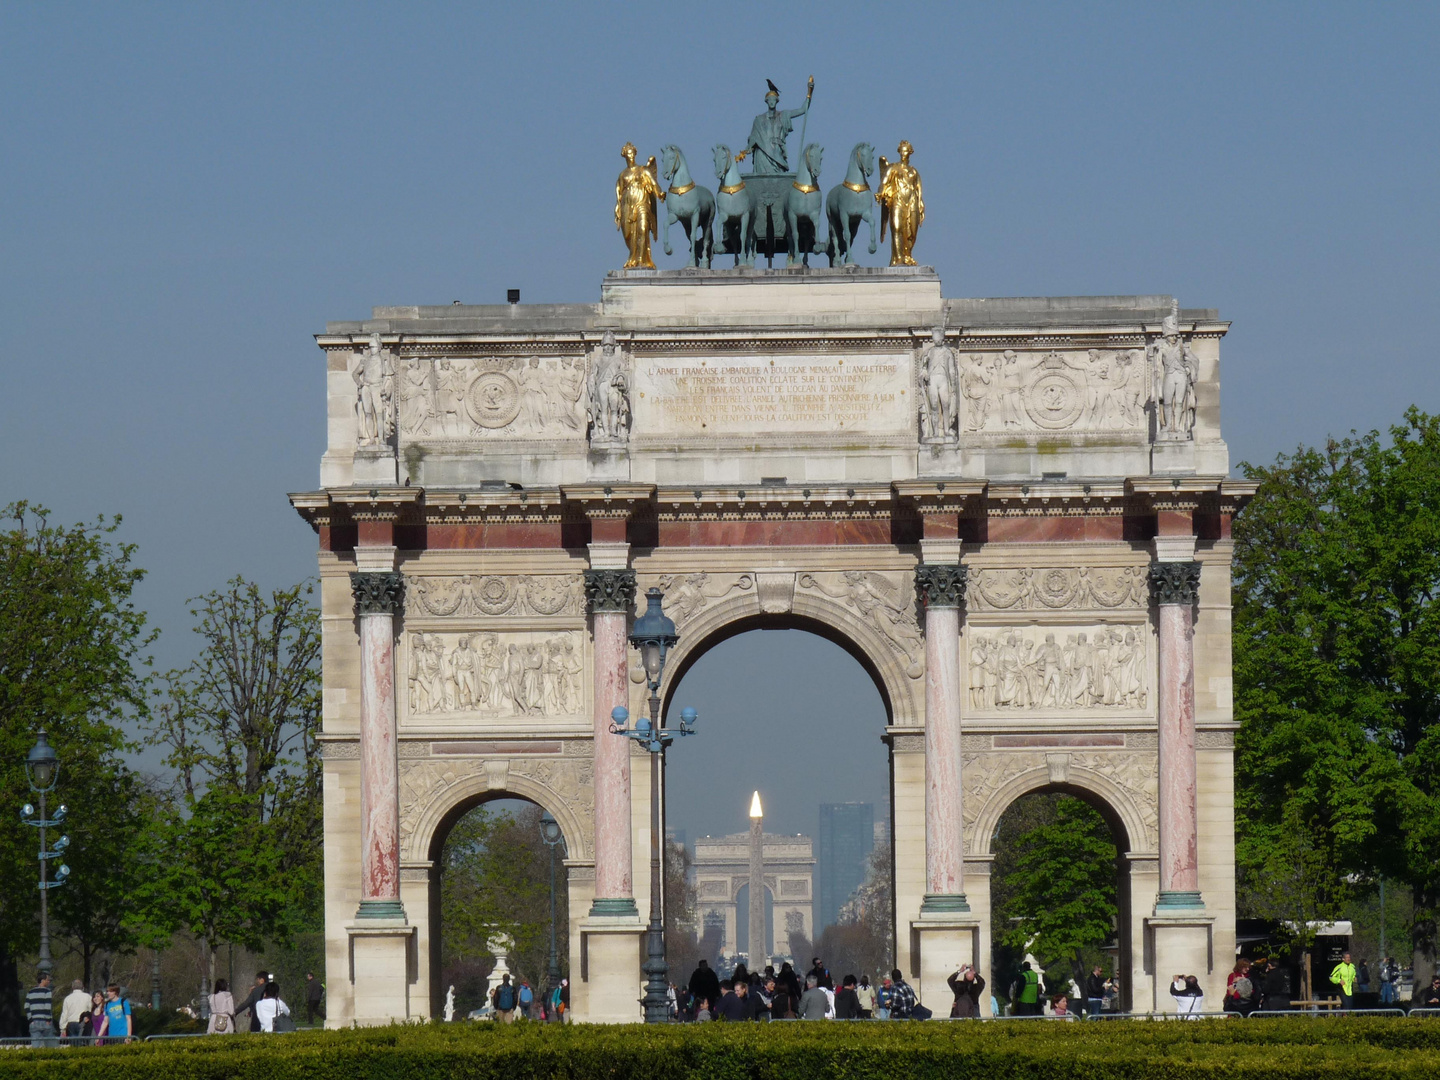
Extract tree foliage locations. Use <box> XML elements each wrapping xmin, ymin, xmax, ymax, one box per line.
<box><xmin>996</xmin><ymin>795</ymin><xmax>1118</xmax><ymax>988</ymax></box>
<box><xmin>440</xmin><ymin>802</ymin><xmax>568</xmax><ymax>996</ymax></box>
<box><xmin>1234</xmin><ymin>408</ymin><xmax>1440</xmax><ymax>973</ymax></box>
<box><xmin>139</xmin><ymin>578</ymin><xmax>323</xmax><ymax>983</ymax></box>
<box><xmin>0</xmin><ymin>503</ymin><xmax>154</xmax><ymax>1032</ymax></box>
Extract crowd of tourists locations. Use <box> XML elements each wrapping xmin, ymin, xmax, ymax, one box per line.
<box><xmin>21</xmin><ymin>967</ymin><xmax>326</xmax><ymax>1046</ymax></box>
<box><xmin>484</xmin><ymin>972</ymin><xmax>570</xmax><ymax>1022</ymax></box>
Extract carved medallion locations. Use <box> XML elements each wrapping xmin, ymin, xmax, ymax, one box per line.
<box><xmin>1024</xmin><ymin>357</ymin><xmax>1085</xmax><ymax>429</ymax></box>
<box><xmin>467</xmin><ymin>372</ymin><xmax>521</xmax><ymax>429</ymax></box>
<box><xmin>472</xmin><ymin>575</ymin><xmax>521</xmax><ymax>615</ymax></box>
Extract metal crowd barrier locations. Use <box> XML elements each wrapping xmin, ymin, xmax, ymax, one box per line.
<box><xmin>1248</xmin><ymin>1008</ymin><xmax>1409</xmax><ymax>1019</ymax></box>
<box><xmin>1408</xmin><ymin>1008</ymin><xmax>1440</xmax><ymax>1017</ymax></box>
<box><xmin>1086</xmin><ymin>1011</ymin><xmax>1237</xmax><ymax>1021</ymax></box>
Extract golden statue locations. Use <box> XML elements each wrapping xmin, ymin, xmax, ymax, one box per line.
<box><xmin>615</xmin><ymin>142</ymin><xmax>665</xmax><ymax>269</ymax></box>
<box><xmin>876</xmin><ymin>140</ymin><xmax>924</xmax><ymax>267</ymax></box>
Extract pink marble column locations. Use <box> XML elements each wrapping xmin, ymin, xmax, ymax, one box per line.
<box><xmin>586</xmin><ymin>570</ymin><xmax>638</xmax><ymax>916</ymax></box>
<box><xmin>351</xmin><ymin>572</ymin><xmax>407</xmax><ymax>920</ymax></box>
<box><xmin>916</xmin><ymin>565</ymin><xmax>969</xmax><ymax>912</ymax></box>
<box><xmin>1150</xmin><ymin>561</ymin><xmax>1203</xmax><ymax>908</ymax></box>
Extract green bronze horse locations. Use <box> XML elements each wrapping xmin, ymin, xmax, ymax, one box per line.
<box><xmin>661</xmin><ymin>145</ymin><xmax>714</xmax><ymax>268</ymax></box>
<box><xmin>826</xmin><ymin>142</ymin><xmax>878</xmax><ymax>266</ymax></box>
<box><xmin>711</xmin><ymin>144</ymin><xmax>755</xmax><ymax>267</ymax></box>
<box><xmin>784</xmin><ymin>143</ymin><xmax>825</xmax><ymax>267</ymax></box>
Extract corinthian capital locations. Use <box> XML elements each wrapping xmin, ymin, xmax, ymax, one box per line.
<box><xmin>1148</xmin><ymin>561</ymin><xmax>1201</xmax><ymax>606</ymax></box>
<box><xmin>584</xmin><ymin>569</ymin><xmax>637</xmax><ymax>614</ymax></box>
<box><xmin>916</xmin><ymin>564</ymin><xmax>967</xmax><ymax>609</ymax></box>
<box><xmin>350</xmin><ymin>571</ymin><xmax>405</xmax><ymax>616</ymax></box>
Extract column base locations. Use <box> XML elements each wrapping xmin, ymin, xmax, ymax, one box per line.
<box><xmin>910</xmin><ymin>914</ymin><xmax>982</xmax><ymax>1015</ymax></box>
<box><xmin>576</xmin><ymin>916</ymin><xmax>646</xmax><ymax>1024</ymax></box>
<box><xmin>346</xmin><ymin>921</ymin><xmax>417</xmax><ymax>1025</ymax></box>
<box><xmin>921</xmin><ymin>892</ymin><xmax>971</xmax><ymax>914</ymax></box>
<box><xmin>356</xmin><ymin>899</ymin><xmax>408</xmax><ymax>921</ymax></box>
<box><xmin>1145</xmin><ymin>912</ymin><xmax>1214</xmax><ymax>1012</ymax></box>
<box><xmin>589</xmin><ymin>897</ymin><xmax>640</xmax><ymax>918</ymax></box>
<box><xmin>1155</xmin><ymin>890</ymin><xmax>1205</xmax><ymax>910</ymax></box>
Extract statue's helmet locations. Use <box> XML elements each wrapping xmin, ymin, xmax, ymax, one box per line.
<box><xmin>601</xmin><ymin>330</ymin><xmax>617</xmax><ymax>349</ymax></box>
<box><xmin>1162</xmin><ymin>298</ymin><xmax>1180</xmax><ymax>337</ymax></box>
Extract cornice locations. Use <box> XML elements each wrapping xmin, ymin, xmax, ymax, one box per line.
<box><xmin>654</xmin><ymin>484</ymin><xmax>892</xmax><ymax>521</ymax></box>
<box><xmin>563</xmin><ymin>484</ymin><xmax>657</xmax><ymax>520</ymax></box>
<box><xmin>893</xmin><ymin>479</ymin><xmax>987</xmax><ymax>515</ymax></box>
<box><xmin>984</xmin><ymin>481</ymin><xmax>1130</xmax><ymax>517</ymax></box>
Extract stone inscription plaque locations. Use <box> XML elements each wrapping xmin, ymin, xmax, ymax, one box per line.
<box><xmin>633</xmin><ymin>355</ymin><xmax>911</xmax><ymax>436</ymax></box>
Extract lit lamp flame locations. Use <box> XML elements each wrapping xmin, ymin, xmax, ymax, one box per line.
<box><xmin>749</xmin><ymin>791</ymin><xmax>763</xmax><ymax>819</ymax></box>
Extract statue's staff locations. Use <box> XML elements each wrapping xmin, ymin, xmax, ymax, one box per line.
<box><xmin>795</xmin><ymin>75</ymin><xmax>815</xmax><ymax>170</ymax></box>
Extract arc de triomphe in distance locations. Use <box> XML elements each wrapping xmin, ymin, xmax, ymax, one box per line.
<box><xmin>291</xmin><ymin>267</ymin><xmax>1252</xmax><ymax>1024</ymax></box>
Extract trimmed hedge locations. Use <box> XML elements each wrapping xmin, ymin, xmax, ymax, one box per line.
<box><xmin>3</xmin><ymin>1017</ymin><xmax>1440</xmax><ymax>1080</ymax></box>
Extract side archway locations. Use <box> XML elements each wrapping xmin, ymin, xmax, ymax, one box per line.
<box><xmin>968</xmin><ymin>764</ymin><xmax>1150</xmax><ymax>859</ymax></box>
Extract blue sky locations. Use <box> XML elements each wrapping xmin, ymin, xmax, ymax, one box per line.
<box><xmin>2</xmin><ymin>2</ymin><xmax>1436</xmax><ymax>838</ymax></box>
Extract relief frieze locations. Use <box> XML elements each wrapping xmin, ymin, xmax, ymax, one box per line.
<box><xmin>398</xmin><ymin>355</ymin><xmax>588</xmax><ymax>440</ymax></box>
<box><xmin>967</xmin><ymin>566</ymin><xmax>1149</xmax><ymax>612</ymax></box>
<box><xmin>966</xmin><ymin>625</ymin><xmax>1149</xmax><ymax>712</ymax></box>
<box><xmin>959</xmin><ymin>349</ymin><xmax>1147</xmax><ymax>435</ymax></box>
<box><xmin>407</xmin><ymin>630</ymin><xmax>584</xmax><ymax>719</ymax></box>
<box><xmin>407</xmin><ymin>575</ymin><xmax>586</xmax><ymax>618</ymax></box>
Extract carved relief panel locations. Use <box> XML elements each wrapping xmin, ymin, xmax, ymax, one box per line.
<box><xmin>405</xmin><ymin>630</ymin><xmax>585</xmax><ymax>720</ymax></box>
<box><xmin>967</xmin><ymin>566</ymin><xmax>1149</xmax><ymax>613</ymax></box>
<box><xmin>957</xmin><ymin>350</ymin><xmax>1148</xmax><ymax>435</ymax></box>
<box><xmin>408</xmin><ymin>574</ymin><xmax>586</xmax><ymax>618</ymax></box>
<box><xmin>963</xmin><ymin>624</ymin><xmax>1150</xmax><ymax>714</ymax></box>
<box><xmin>397</xmin><ymin>354</ymin><xmax>589</xmax><ymax>440</ymax></box>
<box><xmin>796</xmin><ymin>570</ymin><xmax>924</xmax><ymax>678</ymax></box>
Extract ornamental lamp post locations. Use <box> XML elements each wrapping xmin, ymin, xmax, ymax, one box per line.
<box><xmin>538</xmin><ymin>811</ymin><xmax>565</xmax><ymax>1019</ymax></box>
<box><xmin>22</xmin><ymin>731</ymin><xmax>71</xmax><ymax>978</ymax></box>
<box><xmin>611</xmin><ymin>587</ymin><xmax>697</xmax><ymax>1023</ymax></box>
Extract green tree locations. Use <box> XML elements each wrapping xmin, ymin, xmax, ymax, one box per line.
<box><xmin>140</xmin><ymin>578</ymin><xmax>323</xmax><ymax>997</ymax></box>
<box><xmin>997</xmin><ymin>795</ymin><xmax>1118</xmax><ymax>990</ymax></box>
<box><xmin>0</xmin><ymin>503</ymin><xmax>154</xmax><ymax>1033</ymax></box>
<box><xmin>1234</xmin><ymin>408</ymin><xmax>1440</xmax><ymax>981</ymax></box>
<box><xmin>440</xmin><ymin>802</ymin><xmax>567</xmax><ymax>1002</ymax></box>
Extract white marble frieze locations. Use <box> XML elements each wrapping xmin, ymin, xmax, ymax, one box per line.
<box><xmin>967</xmin><ymin>566</ymin><xmax>1149</xmax><ymax>612</ymax></box>
<box><xmin>406</xmin><ymin>630</ymin><xmax>584</xmax><ymax>720</ymax></box>
<box><xmin>965</xmin><ymin>624</ymin><xmax>1150</xmax><ymax>713</ymax></box>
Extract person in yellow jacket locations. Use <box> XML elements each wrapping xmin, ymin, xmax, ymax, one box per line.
<box><xmin>1329</xmin><ymin>952</ymin><xmax>1358</xmax><ymax>1011</ymax></box>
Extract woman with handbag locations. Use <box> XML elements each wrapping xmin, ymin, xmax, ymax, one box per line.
<box><xmin>256</xmin><ymin>982</ymin><xmax>294</xmax><ymax>1032</ymax></box>
<box><xmin>208</xmin><ymin>979</ymin><xmax>237</xmax><ymax>1035</ymax></box>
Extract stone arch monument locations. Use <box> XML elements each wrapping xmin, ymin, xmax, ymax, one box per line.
<box><xmin>292</xmin><ymin>269</ymin><xmax>1253</xmax><ymax>1024</ymax></box>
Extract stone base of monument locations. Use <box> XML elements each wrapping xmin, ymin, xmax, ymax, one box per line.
<box><xmin>346</xmin><ymin>920</ymin><xmax>417</xmax><ymax>1026</ymax></box>
<box><xmin>910</xmin><ymin>909</ymin><xmax>986</xmax><ymax>1017</ymax></box>
<box><xmin>1145</xmin><ymin>912</ymin><xmax>1215</xmax><ymax>1012</ymax></box>
<box><xmin>573</xmin><ymin>914</ymin><xmax>646</xmax><ymax>1024</ymax></box>
<box><xmin>352</xmin><ymin>446</ymin><xmax>399</xmax><ymax>485</ymax></box>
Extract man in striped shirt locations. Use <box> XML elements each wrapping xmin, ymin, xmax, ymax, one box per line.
<box><xmin>26</xmin><ymin>972</ymin><xmax>55</xmax><ymax>1047</ymax></box>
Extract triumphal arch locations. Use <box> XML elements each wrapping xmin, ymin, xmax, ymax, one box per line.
<box><xmin>293</xmin><ymin>264</ymin><xmax>1252</xmax><ymax>1023</ymax></box>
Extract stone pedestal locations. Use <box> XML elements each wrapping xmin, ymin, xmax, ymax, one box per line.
<box><xmin>577</xmin><ymin>916</ymin><xmax>646</xmax><ymax>1023</ymax></box>
<box><xmin>1146</xmin><ymin>914</ymin><xmax>1214</xmax><ymax>1012</ymax></box>
<box><xmin>911</xmin><ymin>911</ymin><xmax>982</xmax><ymax>1012</ymax></box>
<box><xmin>347</xmin><ymin>922</ymin><xmax>415</xmax><ymax>1025</ymax></box>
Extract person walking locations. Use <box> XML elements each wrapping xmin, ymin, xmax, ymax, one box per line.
<box><xmin>98</xmin><ymin>983</ymin><xmax>132</xmax><ymax>1043</ymax></box>
<box><xmin>834</xmin><ymin>976</ymin><xmax>861</xmax><ymax>1019</ymax></box>
<box><xmin>1379</xmin><ymin>956</ymin><xmax>1398</xmax><ymax>1004</ymax></box>
<box><xmin>854</xmin><ymin>975</ymin><xmax>876</xmax><ymax>1019</ymax></box>
<box><xmin>888</xmin><ymin>969</ymin><xmax>919</xmax><ymax>1020</ymax></box>
<box><xmin>777</xmin><ymin>961</ymin><xmax>802</xmax><ymax>1003</ymax></box>
<box><xmin>491</xmin><ymin>974</ymin><xmax>518</xmax><ymax>1022</ymax></box>
<box><xmin>304</xmin><ymin>972</ymin><xmax>325</xmax><ymax>1025</ymax></box>
<box><xmin>59</xmin><ymin>979</ymin><xmax>89</xmax><ymax>1038</ymax></box>
<box><xmin>1084</xmin><ymin>965</ymin><xmax>1107</xmax><ymax>1017</ymax></box>
<box><xmin>688</xmin><ymin>960</ymin><xmax>721</xmax><ymax>1014</ymax></box>
<box><xmin>875</xmin><ymin>976</ymin><xmax>894</xmax><ymax>1020</ymax></box>
<box><xmin>798</xmin><ymin>976</ymin><xmax>830</xmax><ymax>1019</ymax></box>
<box><xmin>232</xmin><ymin>971</ymin><xmax>269</xmax><ymax>1033</ymax></box>
<box><xmin>1014</xmin><ymin>961</ymin><xmax>1041</xmax><ymax>1016</ymax></box>
<box><xmin>807</xmin><ymin>957</ymin><xmax>833</xmax><ymax>990</ymax></box>
<box><xmin>207</xmin><ymin>978</ymin><xmax>237</xmax><ymax>1034</ymax></box>
<box><xmin>255</xmin><ymin>982</ymin><xmax>292</xmax><ymax>1032</ymax></box>
<box><xmin>1260</xmin><ymin>958</ymin><xmax>1290</xmax><ymax>1012</ymax></box>
<box><xmin>1225</xmin><ymin>961</ymin><xmax>1255</xmax><ymax>1016</ymax></box>
<box><xmin>1357</xmin><ymin>958</ymin><xmax>1371</xmax><ymax>996</ymax></box>
<box><xmin>1329</xmin><ymin>952</ymin><xmax>1358</xmax><ymax>1010</ymax></box>
<box><xmin>26</xmin><ymin>972</ymin><xmax>55</xmax><ymax>1048</ymax></box>
<box><xmin>947</xmin><ymin>965</ymin><xmax>986</xmax><ymax>1018</ymax></box>
<box><xmin>518</xmin><ymin>980</ymin><xmax>536</xmax><ymax>1019</ymax></box>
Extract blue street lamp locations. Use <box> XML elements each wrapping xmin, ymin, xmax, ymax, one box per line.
<box><xmin>21</xmin><ymin>732</ymin><xmax>71</xmax><ymax>977</ymax></box>
<box><xmin>611</xmin><ymin>587</ymin><xmax>697</xmax><ymax>1023</ymax></box>
<box><xmin>538</xmin><ymin>812</ymin><xmax>565</xmax><ymax>1019</ymax></box>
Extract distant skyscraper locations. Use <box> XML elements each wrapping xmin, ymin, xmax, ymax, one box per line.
<box><xmin>818</xmin><ymin>802</ymin><xmax>875</xmax><ymax>932</ymax></box>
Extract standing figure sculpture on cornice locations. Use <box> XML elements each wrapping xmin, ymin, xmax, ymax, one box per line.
<box><xmin>615</xmin><ymin>143</ymin><xmax>665</xmax><ymax>269</ymax></box>
<box><xmin>350</xmin><ymin>332</ymin><xmax>393</xmax><ymax>448</ymax></box>
<box><xmin>876</xmin><ymin>141</ymin><xmax>924</xmax><ymax>266</ymax></box>
<box><xmin>1148</xmin><ymin>300</ymin><xmax>1199</xmax><ymax>440</ymax></box>
<box><xmin>919</xmin><ymin>326</ymin><xmax>958</xmax><ymax>442</ymax></box>
<box><xmin>739</xmin><ymin>77</ymin><xmax>812</xmax><ymax>174</ymax></box>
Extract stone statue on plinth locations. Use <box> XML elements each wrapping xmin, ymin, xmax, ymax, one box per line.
<box><xmin>919</xmin><ymin>326</ymin><xmax>958</xmax><ymax>442</ymax></box>
<box><xmin>739</xmin><ymin>77</ymin><xmax>812</xmax><ymax>174</ymax></box>
<box><xmin>615</xmin><ymin>143</ymin><xmax>665</xmax><ymax>270</ymax></box>
<box><xmin>1148</xmin><ymin>301</ymin><xmax>1199</xmax><ymax>440</ymax></box>
<box><xmin>877</xmin><ymin>141</ymin><xmax>924</xmax><ymax>266</ymax></box>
